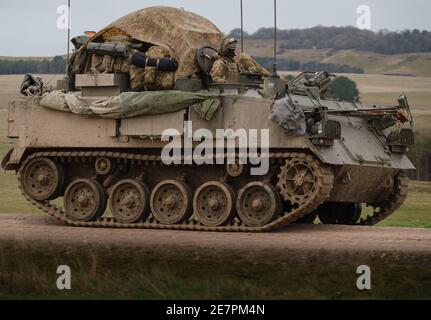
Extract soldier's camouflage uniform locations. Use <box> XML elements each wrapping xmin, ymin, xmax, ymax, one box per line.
<box><xmin>235</xmin><ymin>53</ymin><xmax>271</xmax><ymax>77</ymax></box>
<box><xmin>210</xmin><ymin>38</ymin><xmax>240</xmax><ymax>83</ymax></box>
<box><xmin>210</xmin><ymin>57</ymin><xmax>241</xmax><ymax>83</ymax></box>
<box><xmin>210</xmin><ymin>38</ymin><xmax>270</xmax><ymax>83</ymax></box>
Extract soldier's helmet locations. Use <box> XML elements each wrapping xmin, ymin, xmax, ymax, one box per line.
<box><xmin>219</xmin><ymin>38</ymin><xmax>238</xmax><ymax>58</ymax></box>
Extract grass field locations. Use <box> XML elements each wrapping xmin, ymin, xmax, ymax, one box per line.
<box><xmin>378</xmin><ymin>182</ymin><xmax>431</xmax><ymax>228</ymax></box>
<box><xmin>1</xmin><ymin>240</ymin><xmax>430</xmax><ymax>300</ymax></box>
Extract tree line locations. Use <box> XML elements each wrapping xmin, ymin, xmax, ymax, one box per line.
<box><xmin>0</xmin><ymin>56</ymin><xmax>66</xmax><ymax>75</ymax></box>
<box><xmin>229</xmin><ymin>26</ymin><xmax>431</xmax><ymax>54</ymax></box>
<box><xmin>254</xmin><ymin>56</ymin><xmax>364</xmax><ymax>74</ymax></box>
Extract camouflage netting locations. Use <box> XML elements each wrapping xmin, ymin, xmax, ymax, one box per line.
<box><xmin>69</xmin><ymin>6</ymin><xmax>223</xmax><ymax>80</ymax></box>
<box><xmin>39</xmin><ymin>90</ymin><xmax>222</xmax><ymax>120</ymax></box>
<box><xmin>105</xmin><ymin>6</ymin><xmax>222</xmax><ymax>60</ymax></box>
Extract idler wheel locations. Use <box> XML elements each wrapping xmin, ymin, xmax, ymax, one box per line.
<box><xmin>20</xmin><ymin>157</ymin><xmax>64</xmax><ymax>201</ymax></box>
<box><xmin>237</xmin><ymin>182</ymin><xmax>282</xmax><ymax>227</ymax></box>
<box><xmin>193</xmin><ymin>182</ymin><xmax>236</xmax><ymax>227</ymax></box>
<box><xmin>150</xmin><ymin>180</ymin><xmax>192</xmax><ymax>225</ymax></box>
<box><xmin>317</xmin><ymin>203</ymin><xmax>362</xmax><ymax>225</ymax></box>
<box><xmin>64</xmin><ymin>179</ymin><xmax>107</xmax><ymax>222</ymax></box>
<box><xmin>109</xmin><ymin>179</ymin><xmax>151</xmax><ymax>224</ymax></box>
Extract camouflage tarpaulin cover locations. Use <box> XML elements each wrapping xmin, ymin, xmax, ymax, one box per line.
<box><xmin>39</xmin><ymin>90</ymin><xmax>222</xmax><ymax>120</ymax></box>
<box><xmin>270</xmin><ymin>96</ymin><xmax>307</xmax><ymax>136</ymax></box>
<box><xmin>71</xmin><ymin>6</ymin><xmax>222</xmax><ymax>74</ymax></box>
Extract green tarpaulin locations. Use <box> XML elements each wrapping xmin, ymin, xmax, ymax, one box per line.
<box><xmin>39</xmin><ymin>90</ymin><xmax>222</xmax><ymax>121</ymax></box>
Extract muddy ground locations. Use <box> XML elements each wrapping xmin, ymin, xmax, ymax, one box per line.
<box><xmin>1</xmin><ymin>214</ymin><xmax>430</xmax><ymax>262</ymax></box>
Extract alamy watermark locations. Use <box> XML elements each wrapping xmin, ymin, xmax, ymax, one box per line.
<box><xmin>356</xmin><ymin>265</ymin><xmax>372</xmax><ymax>290</ymax></box>
<box><xmin>356</xmin><ymin>5</ymin><xmax>371</xmax><ymax>30</ymax></box>
<box><xmin>56</xmin><ymin>265</ymin><xmax>72</xmax><ymax>290</ymax></box>
<box><xmin>161</xmin><ymin>121</ymin><xmax>270</xmax><ymax>176</ymax></box>
<box><xmin>56</xmin><ymin>4</ymin><xmax>71</xmax><ymax>30</ymax></box>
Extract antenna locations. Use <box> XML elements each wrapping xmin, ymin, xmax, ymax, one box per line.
<box><xmin>272</xmin><ymin>0</ymin><xmax>278</xmax><ymax>77</ymax></box>
<box><xmin>240</xmin><ymin>0</ymin><xmax>244</xmax><ymax>52</ymax></box>
<box><xmin>67</xmin><ymin>0</ymin><xmax>71</xmax><ymax>66</ymax></box>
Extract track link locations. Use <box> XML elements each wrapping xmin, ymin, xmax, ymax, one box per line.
<box><xmin>17</xmin><ymin>151</ymin><xmax>334</xmax><ymax>233</ymax></box>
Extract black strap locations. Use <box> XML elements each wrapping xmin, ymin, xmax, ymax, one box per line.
<box><xmin>132</xmin><ymin>52</ymin><xmax>179</xmax><ymax>72</ymax></box>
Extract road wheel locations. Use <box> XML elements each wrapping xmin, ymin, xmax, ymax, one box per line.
<box><xmin>150</xmin><ymin>180</ymin><xmax>192</xmax><ymax>225</ymax></box>
<box><xmin>194</xmin><ymin>182</ymin><xmax>236</xmax><ymax>227</ymax></box>
<box><xmin>64</xmin><ymin>179</ymin><xmax>107</xmax><ymax>222</ymax></box>
<box><xmin>237</xmin><ymin>182</ymin><xmax>282</xmax><ymax>227</ymax></box>
<box><xmin>109</xmin><ymin>179</ymin><xmax>150</xmax><ymax>224</ymax></box>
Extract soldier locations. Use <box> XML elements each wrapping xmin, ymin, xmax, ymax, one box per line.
<box><xmin>210</xmin><ymin>38</ymin><xmax>271</xmax><ymax>83</ymax></box>
<box><xmin>210</xmin><ymin>38</ymin><xmax>241</xmax><ymax>83</ymax></box>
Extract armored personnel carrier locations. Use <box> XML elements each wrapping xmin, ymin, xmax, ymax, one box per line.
<box><xmin>1</xmin><ymin>7</ymin><xmax>415</xmax><ymax>232</ymax></box>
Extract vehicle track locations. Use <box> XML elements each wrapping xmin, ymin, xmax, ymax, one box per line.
<box><xmin>17</xmin><ymin>151</ymin><xmax>334</xmax><ymax>232</ymax></box>
<box><xmin>15</xmin><ymin>151</ymin><xmax>408</xmax><ymax>233</ymax></box>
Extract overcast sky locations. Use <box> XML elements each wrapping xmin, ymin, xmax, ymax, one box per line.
<box><xmin>0</xmin><ymin>0</ymin><xmax>428</xmax><ymax>56</ymax></box>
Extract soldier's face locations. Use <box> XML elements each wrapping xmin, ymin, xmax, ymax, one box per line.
<box><xmin>225</xmin><ymin>43</ymin><xmax>237</xmax><ymax>57</ymax></box>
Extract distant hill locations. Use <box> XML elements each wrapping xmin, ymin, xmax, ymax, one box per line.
<box><xmin>229</xmin><ymin>26</ymin><xmax>431</xmax><ymax>77</ymax></box>
<box><xmin>243</xmin><ymin>39</ymin><xmax>431</xmax><ymax>77</ymax></box>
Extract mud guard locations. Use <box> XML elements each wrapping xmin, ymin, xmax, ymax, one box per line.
<box><xmin>1</xmin><ymin>148</ymin><xmax>14</xmax><ymax>171</ymax></box>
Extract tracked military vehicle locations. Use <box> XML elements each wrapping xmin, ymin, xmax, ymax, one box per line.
<box><xmin>2</xmin><ymin>7</ymin><xmax>415</xmax><ymax>232</ymax></box>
